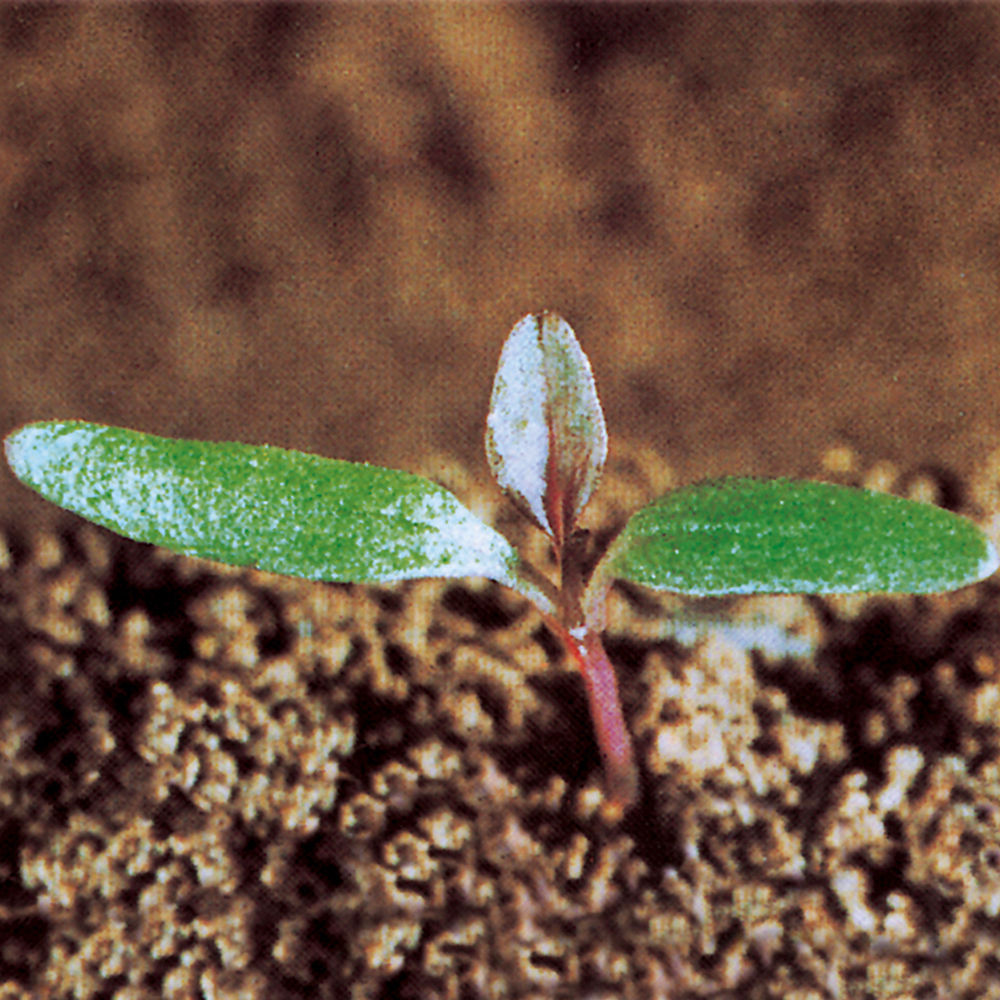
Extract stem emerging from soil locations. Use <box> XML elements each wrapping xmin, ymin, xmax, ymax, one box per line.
<box><xmin>547</xmin><ymin>616</ymin><xmax>639</xmax><ymax>811</ymax></box>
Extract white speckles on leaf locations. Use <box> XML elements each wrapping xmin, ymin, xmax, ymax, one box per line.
<box><xmin>4</xmin><ymin>421</ymin><xmax>531</xmax><ymax>593</ymax></box>
<box><xmin>603</xmin><ymin>477</ymin><xmax>999</xmax><ymax>596</ymax></box>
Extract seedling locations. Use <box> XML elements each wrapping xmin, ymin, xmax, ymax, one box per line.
<box><xmin>6</xmin><ymin>313</ymin><xmax>998</xmax><ymax>810</ymax></box>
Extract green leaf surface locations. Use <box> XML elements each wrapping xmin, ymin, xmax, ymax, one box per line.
<box><xmin>5</xmin><ymin>421</ymin><xmax>532</xmax><ymax>591</ymax></box>
<box><xmin>603</xmin><ymin>477</ymin><xmax>998</xmax><ymax>596</ymax></box>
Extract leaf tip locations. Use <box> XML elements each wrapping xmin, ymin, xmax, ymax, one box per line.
<box><xmin>4</xmin><ymin>425</ymin><xmax>23</xmax><ymax>471</ymax></box>
<box><xmin>5</xmin><ymin>421</ymin><xmax>48</xmax><ymax>483</ymax></box>
<box><xmin>979</xmin><ymin>535</ymin><xmax>1000</xmax><ymax>583</ymax></box>
<box><xmin>6</xmin><ymin>421</ymin><xmax>107</xmax><ymax>510</ymax></box>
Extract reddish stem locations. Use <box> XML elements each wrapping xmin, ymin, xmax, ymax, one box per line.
<box><xmin>549</xmin><ymin>618</ymin><xmax>640</xmax><ymax>811</ymax></box>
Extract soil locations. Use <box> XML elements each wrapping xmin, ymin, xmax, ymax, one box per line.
<box><xmin>2</xmin><ymin>441</ymin><xmax>1000</xmax><ymax>1000</ymax></box>
<box><xmin>5</xmin><ymin>7</ymin><xmax>1000</xmax><ymax>999</ymax></box>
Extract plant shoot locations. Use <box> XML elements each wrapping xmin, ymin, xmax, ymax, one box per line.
<box><xmin>6</xmin><ymin>312</ymin><xmax>997</xmax><ymax>810</ymax></box>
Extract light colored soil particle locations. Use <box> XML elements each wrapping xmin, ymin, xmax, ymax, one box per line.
<box><xmin>2</xmin><ymin>443</ymin><xmax>1000</xmax><ymax>999</ymax></box>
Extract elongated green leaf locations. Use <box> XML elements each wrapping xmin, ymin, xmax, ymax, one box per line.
<box><xmin>5</xmin><ymin>421</ymin><xmax>538</xmax><ymax>594</ymax></box>
<box><xmin>602</xmin><ymin>477</ymin><xmax>998</xmax><ymax>596</ymax></box>
<box><xmin>485</xmin><ymin>312</ymin><xmax>607</xmax><ymax>546</ymax></box>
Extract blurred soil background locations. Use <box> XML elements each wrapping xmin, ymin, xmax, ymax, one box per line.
<box><xmin>6</xmin><ymin>5</ymin><xmax>1000</xmax><ymax>1000</ymax></box>
<box><xmin>2</xmin><ymin>4</ymin><xmax>1000</xmax><ymax>518</ymax></box>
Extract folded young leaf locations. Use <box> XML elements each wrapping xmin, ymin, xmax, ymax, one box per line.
<box><xmin>602</xmin><ymin>477</ymin><xmax>999</xmax><ymax>596</ymax></box>
<box><xmin>5</xmin><ymin>422</ymin><xmax>544</xmax><ymax>598</ymax></box>
<box><xmin>485</xmin><ymin>312</ymin><xmax>607</xmax><ymax>547</ymax></box>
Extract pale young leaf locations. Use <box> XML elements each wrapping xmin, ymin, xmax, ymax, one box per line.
<box><xmin>485</xmin><ymin>312</ymin><xmax>607</xmax><ymax>547</ymax></box>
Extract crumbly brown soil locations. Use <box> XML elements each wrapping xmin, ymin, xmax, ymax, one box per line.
<box><xmin>3</xmin><ymin>443</ymin><xmax>1000</xmax><ymax>1000</ymax></box>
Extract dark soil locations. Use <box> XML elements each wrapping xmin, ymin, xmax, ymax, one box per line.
<box><xmin>2</xmin><ymin>442</ymin><xmax>1000</xmax><ymax>999</ymax></box>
